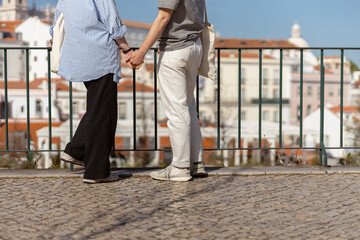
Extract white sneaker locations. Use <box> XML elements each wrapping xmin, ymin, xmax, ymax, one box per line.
<box><xmin>83</xmin><ymin>173</ymin><xmax>120</xmax><ymax>184</ymax></box>
<box><xmin>150</xmin><ymin>165</ymin><xmax>192</xmax><ymax>182</ymax></box>
<box><xmin>190</xmin><ymin>162</ymin><xmax>208</xmax><ymax>177</ymax></box>
<box><xmin>60</xmin><ymin>152</ymin><xmax>84</xmax><ymax>166</ymax></box>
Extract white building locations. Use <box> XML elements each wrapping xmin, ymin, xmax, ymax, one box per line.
<box><xmin>0</xmin><ymin>0</ymin><xmax>53</xmax><ymax>21</ymax></box>
<box><xmin>15</xmin><ymin>17</ymin><xmax>52</xmax><ymax>81</ymax></box>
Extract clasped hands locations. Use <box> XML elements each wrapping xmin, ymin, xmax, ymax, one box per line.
<box><xmin>124</xmin><ymin>50</ymin><xmax>145</xmax><ymax>70</ymax></box>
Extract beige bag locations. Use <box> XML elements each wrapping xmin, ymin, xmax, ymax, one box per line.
<box><xmin>51</xmin><ymin>12</ymin><xmax>65</xmax><ymax>74</ymax></box>
<box><xmin>198</xmin><ymin>0</ymin><xmax>216</xmax><ymax>81</ymax></box>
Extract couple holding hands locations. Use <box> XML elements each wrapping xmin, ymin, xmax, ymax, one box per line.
<box><xmin>51</xmin><ymin>0</ymin><xmax>207</xmax><ymax>183</ymax></box>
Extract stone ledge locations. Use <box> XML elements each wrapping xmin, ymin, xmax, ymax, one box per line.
<box><xmin>1</xmin><ymin>166</ymin><xmax>360</xmax><ymax>179</ymax></box>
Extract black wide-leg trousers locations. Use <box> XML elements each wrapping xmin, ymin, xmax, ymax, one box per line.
<box><xmin>64</xmin><ymin>74</ymin><xmax>118</xmax><ymax>179</ymax></box>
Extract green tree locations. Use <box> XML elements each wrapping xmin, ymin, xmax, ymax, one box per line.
<box><xmin>350</xmin><ymin>60</ymin><xmax>360</xmax><ymax>73</ymax></box>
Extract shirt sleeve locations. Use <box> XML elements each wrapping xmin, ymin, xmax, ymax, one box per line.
<box><xmin>158</xmin><ymin>0</ymin><xmax>181</xmax><ymax>10</ymax></box>
<box><xmin>94</xmin><ymin>0</ymin><xmax>127</xmax><ymax>40</ymax></box>
<box><xmin>49</xmin><ymin>0</ymin><xmax>63</xmax><ymax>37</ymax></box>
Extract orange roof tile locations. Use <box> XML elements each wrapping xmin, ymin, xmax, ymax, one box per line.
<box><xmin>0</xmin><ymin>119</ymin><xmax>63</xmax><ymax>150</ymax></box>
<box><xmin>117</xmin><ymin>80</ymin><xmax>156</xmax><ymax>92</ymax></box>
<box><xmin>330</xmin><ymin>106</ymin><xmax>359</xmax><ymax>113</ymax></box>
<box><xmin>0</xmin><ymin>21</ymin><xmax>23</xmax><ymax>34</ymax></box>
<box><xmin>215</xmin><ymin>38</ymin><xmax>297</xmax><ymax>48</ymax></box>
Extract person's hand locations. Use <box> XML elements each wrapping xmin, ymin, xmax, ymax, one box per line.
<box><xmin>129</xmin><ymin>50</ymin><xmax>145</xmax><ymax>70</ymax></box>
<box><xmin>124</xmin><ymin>50</ymin><xmax>134</xmax><ymax>68</ymax></box>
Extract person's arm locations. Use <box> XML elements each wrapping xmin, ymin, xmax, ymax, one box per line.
<box><xmin>128</xmin><ymin>8</ymin><xmax>173</xmax><ymax>67</ymax></box>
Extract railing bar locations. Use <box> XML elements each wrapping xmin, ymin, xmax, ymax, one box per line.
<box><xmin>1</xmin><ymin>47</ymin><xmax>360</xmax><ymax>50</ymax></box>
<box><xmin>47</xmin><ymin>49</ymin><xmax>52</xmax><ymax>150</ymax></box>
<box><xmin>25</xmin><ymin>49</ymin><xmax>31</xmax><ymax>160</ymax></box>
<box><xmin>319</xmin><ymin>49</ymin><xmax>325</xmax><ymax>166</ymax></box>
<box><xmin>238</xmin><ymin>49</ymin><xmax>241</xmax><ymax>149</ymax></box>
<box><xmin>340</xmin><ymin>49</ymin><xmax>344</xmax><ymax>148</ymax></box>
<box><xmin>217</xmin><ymin>48</ymin><xmax>221</xmax><ymax>149</ymax></box>
<box><xmin>133</xmin><ymin>68</ymin><xmax>137</xmax><ymax>150</ymax></box>
<box><xmin>279</xmin><ymin>49</ymin><xmax>283</xmax><ymax>148</ymax></box>
<box><xmin>4</xmin><ymin>49</ymin><xmax>9</xmax><ymax>151</ymax></box>
<box><xmin>300</xmin><ymin>49</ymin><xmax>304</xmax><ymax>148</ymax></box>
<box><xmin>153</xmin><ymin>50</ymin><xmax>158</xmax><ymax>150</ymax></box>
<box><xmin>258</xmin><ymin>49</ymin><xmax>262</xmax><ymax>148</ymax></box>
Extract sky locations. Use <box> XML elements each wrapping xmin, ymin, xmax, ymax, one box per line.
<box><xmin>28</xmin><ymin>0</ymin><xmax>360</xmax><ymax>66</ymax></box>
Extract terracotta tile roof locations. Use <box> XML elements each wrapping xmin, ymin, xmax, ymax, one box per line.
<box><xmin>117</xmin><ymin>80</ymin><xmax>156</xmax><ymax>92</ymax></box>
<box><xmin>314</xmin><ymin>65</ymin><xmax>333</xmax><ymax>74</ymax></box>
<box><xmin>330</xmin><ymin>106</ymin><xmax>359</xmax><ymax>113</ymax></box>
<box><xmin>0</xmin><ymin>119</ymin><xmax>63</xmax><ymax>150</ymax></box>
<box><xmin>122</xmin><ymin>20</ymin><xmax>151</xmax><ymax>29</ymax></box>
<box><xmin>215</xmin><ymin>38</ymin><xmax>297</xmax><ymax>48</ymax></box>
<box><xmin>0</xmin><ymin>21</ymin><xmax>23</xmax><ymax>34</ymax></box>
<box><xmin>219</xmin><ymin>52</ymin><xmax>274</xmax><ymax>59</ymax></box>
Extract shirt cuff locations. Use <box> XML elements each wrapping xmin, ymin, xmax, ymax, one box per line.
<box><xmin>111</xmin><ymin>25</ymin><xmax>128</xmax><ymax>40</ymax></box>
<box><xmin>158</xmin><ymin>1</ymin><xmax>178</xmax><ymax>10</ymax></box>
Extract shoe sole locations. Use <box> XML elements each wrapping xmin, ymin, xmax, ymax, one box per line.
<box><xmin>83</xmin><ymin>178</ymin><xmax>120</xmax><ymax>184</ymax></box>
<box><xmin>192</xmin><ymin>172</ymin><xmax>208</xmax><ymax>178</ymax></box>
<box><xmin>150</xmin><ymin>175</ymin><xmax>192</xmax><ymax>182</ymax></box>
<box><xmin>60</xmin><ymin>158</ymin><xmax>85</xmax><ymax>166</ymax></box>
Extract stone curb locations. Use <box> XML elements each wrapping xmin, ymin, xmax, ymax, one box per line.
<box><xmin>1</xmin><ymin>166</ymin><xmax>360</xmax><ymax>179</ymax></box>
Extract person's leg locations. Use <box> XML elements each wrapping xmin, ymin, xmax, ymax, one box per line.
<box><xmin>186</xmin><ymin>39</ymin><xmax>204</xmax><ymax>164</ymax></box>
<box><xmin>63</xmin><ymin>84</ymin><xmax>88</xmax><ymax>162</ymax></box>
<box><xmin>83</xmin><ymin>74</ymin><xmax>118</xmax><ymax>180</ymax></box>
<box><xmin>158</xmin><ymin>47</ymin><xmax>192</xmax><ymax>169</ymax></box>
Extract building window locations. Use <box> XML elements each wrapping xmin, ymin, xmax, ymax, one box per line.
<box><xmin>318</xmin><ymin>86</ymin><xmax>321</xmax><ymax>99</ymax></box>
<box><xmin>274</xmin><ymin>70</ymin><xmax>280</xmax><ymax>85</ymax></box>
<box><xmin>72</xmin><ymin>102</ymin><xmax>78</xmax><ymax>115</ymax></box>
<box><xmin>34</xmin><ymin>56</ymin><xmax>37</xmax><ymax>62</ymax></box>
<box><xmin>36</xmin><ymin>100</ymin><xmax>42</xmax><ymax>113</ymax></box>
<box><xmin>297</xmin><ymin>84</ymin><xmax>301</xmax><ymax>96</ymax></box>
<box><xmin>263</xmin><ymin>69</ymin><xmax>268</xmax><ymax>85</ymax></box>
<box><xmin>150</xmin><ymin>103</ymin><xmax>155</xmax><ymax>120</ymax></box>
<box><xmin>329</xmin><ymin>84</ymin><xmax>334</xmax><ymax>96</ymax></box>
<box><xmin>0</xmin><ymin>63</ymin><xmax>3</xmax><ymax>78</ymax></box>
<box><xmin>119</xmin><ymin>102</ymin><xmax>126</xmax><ymax>119</ymax></box>
<box><xmin>307</xmin><ymin>105</ymin><xmax>312</xmax><ymax>116</ymax></box>
<box><xmin>274</xmin><ymin>111</ymin><xmax>279</xmax><ymax>122</ymax></box>
<box><xmin>136</xmin><ymin>102</ymin><xmax>143</xmax><ymax>119</ymax></box>
<box><xmin>297</xmin><ymin>105</ymin><xmax>301</xmax><ymax>120</ymax></box>
<box><xmin>262</xmin><ymin>89</ymin><xmax>268</xmax><ymax>99</ymax></box>
<box><xmin>241</xmin><ymin>68</ymin><xmax>245</xmax><ymax>84</ymax></box>
<box><xmin>20</xmin><ymin>106</ymin><xmax>24</xmax><ymax>113</ymax></box>
<box><xmin>273</xmin><ymin>89</ymin><xmax>280</xmax><ymax>99</ymax></box>
<box><xmin>241</xmin><ymin>111</ymin><xmax>246</xmax><ymax>120</ymax></box>
<box><xmin>307</xmin><ymin>84</ymin><xmax>312</xmax><ymax>96</ymax></box>
<box><xmin>241</xmin><ymin>89</ymin><xmax>245</xmax><ymax>102</ymax></box>
<box><xmin>263</xmin><ymin>111</ymin><xmax>269</xmax><ymax>121</ymax></box>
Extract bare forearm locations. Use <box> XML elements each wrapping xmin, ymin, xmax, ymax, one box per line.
<box><xmin>115</xmin><ymin>37</ymin><xmax>130</xmax><ymax>51</ymax></box>
<box><xmin>138</xmin><ymin>9</ymin><xmax>172</xmax><ymax>56</ymax></box>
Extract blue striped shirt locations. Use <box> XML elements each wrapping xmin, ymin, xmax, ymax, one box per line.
<box><xmin>49</xmin><ymin>0</ymin><xmax>127</xmax><ymax>83</ymax></box>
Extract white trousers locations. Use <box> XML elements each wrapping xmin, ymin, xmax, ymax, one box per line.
<box><xmin>158</xmin><ymin>39</ymin><xmax>204</xmax><ymax>168</ymax></box>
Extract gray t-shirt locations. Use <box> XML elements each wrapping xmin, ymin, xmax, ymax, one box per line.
<box><xmin>158</xmin><ymin>0</ymin><xmax>204</xmax><ymax>51</ymax></box>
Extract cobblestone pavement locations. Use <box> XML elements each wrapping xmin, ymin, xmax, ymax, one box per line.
<box><xmin>1</xmin><ymin>174</ymin><xmax>360</xmax><ymax>240</ymax></box>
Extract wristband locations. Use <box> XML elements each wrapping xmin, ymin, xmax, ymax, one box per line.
<box><xmin>122</xmin><ymin>48</ymin><xmax>133</xmax><ymax>54</ymax></box>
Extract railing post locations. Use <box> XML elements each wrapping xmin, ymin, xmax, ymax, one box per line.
<box><xmin>153</xmin><ymin>50</ymin><xmax>158</xmax><ymax>150</ymax></box>
<box><xmin>279</xmin><ymin>49</ymin><xmax>283</xmax><ymax>148</ymax></box>
<box><xmin>300</xmin><ymin>49</ymin><xmax>304</xmax><ymax>148</ymax></box>
<box><xmin>319</xmin><ymin>49</ymin><xmax>325</xmax><ymax>166</ymax></box>
<box><xmin>258</xmin><ymin>49</ymin><xmax>262</xmax><ymax>149</ymax></box>
<box><xmin>238</xmin><ymin>49</ymin><xmax>242</xmax><ymax>149</ymax></box>
<box><xmin>25</xmin><ymin>49</ymin><xmax>31</xmax><ymax>162</ymax></box>
<box><xmin>4</xmin><ymin>49</ymin><xmax>9</xmax><ymax>151</ymax></box>
<box><xmin>217</xmin><ymin>48</ymin><xmax>221</xmax><ymax>149</ymax></box>
<box><xmin>133</xmin><ymin>68</ymin><xmax>137</xmax><ymax>150</ymax></box>
<box><xmin>340</xmin><ymin>49</ymin><xmax>344</xmax><ymax>148</ymax></box>
<box><xmin>47</xmin><ymin>48</ymin><xmax>52</xmax><ymax>151</ymax></box>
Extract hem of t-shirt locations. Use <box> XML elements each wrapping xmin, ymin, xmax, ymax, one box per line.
<box><xmin>61</xmin><ymin>72</ymin><xmax>121</xmax><ymax>84</ymax></box>
<box><xmin>159</xmin><ymin>36</ymin><xmax>201</xmax><ymax>52</ymax></box>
